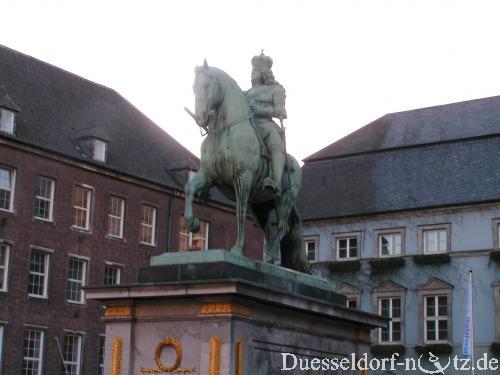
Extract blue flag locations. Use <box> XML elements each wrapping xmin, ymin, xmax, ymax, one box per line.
<box><xmin>462</xmin><ymin>271</ymin><xmax>473</xmax><ymax>357</ymax></box>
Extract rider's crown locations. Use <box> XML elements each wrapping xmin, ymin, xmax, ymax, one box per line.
<box><xmin>252</xmin><ymin>51</ymin><xmax>273</xmax><ymax>71</ymax></box>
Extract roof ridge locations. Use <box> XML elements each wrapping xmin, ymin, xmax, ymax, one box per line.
<box><xmin>0</xmin><ymin>43</ymin><xmax>116</xmax><ymax>93</ymax></box>
<box><xmin>384</xmin><ymin>93</ymin><xmax>500</xmax><ymax>116</ymax></box>
<box><xmin>305</xmin><ymin>132</ymin><xmax>500</xmax><ymax>163</ymax></box>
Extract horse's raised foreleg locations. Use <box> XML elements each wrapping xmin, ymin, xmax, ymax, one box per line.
<box><xmin>231</xmin><ymin>170</ymin><xmax>252</xmax><ymax>256</ymax></box>
<box><xmin>184</xmin><ymin>169</ymin><xmax>210</xmax><ymax>234</ymax></box>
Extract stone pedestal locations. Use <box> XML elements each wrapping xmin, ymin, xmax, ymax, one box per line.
<box><xmin>86</xmin><ymin>250</ymin><xmax>386</xmax><ymax>375</ymax></box>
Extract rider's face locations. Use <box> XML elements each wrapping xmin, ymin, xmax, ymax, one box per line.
<box><xmin>251</xmin><ymin>68</ymin><xmax>263</xmax><ymax>84</ymax></box>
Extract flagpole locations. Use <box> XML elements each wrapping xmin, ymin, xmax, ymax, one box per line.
<box><xmin>470</xmin><ymin>270</ymin><xmax>475</xmax><ymax>375</ymax></box>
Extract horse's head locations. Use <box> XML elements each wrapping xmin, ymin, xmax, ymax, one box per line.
<box><xmin>193</xmin><ymin>60</ymin><xmax>223</xmax><ymax>129</ymax></box>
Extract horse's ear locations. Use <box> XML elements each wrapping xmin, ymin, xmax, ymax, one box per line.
<box><xmin>203</xmin><ymin>59</ymin><xmax>208</xmax><ymax>69</ymax></box>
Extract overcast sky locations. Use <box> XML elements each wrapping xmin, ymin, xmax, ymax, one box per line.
<box><xmin>3</xmin><ymin>0</ymin><xmax>500</xmax><ymax>161</ymax></box>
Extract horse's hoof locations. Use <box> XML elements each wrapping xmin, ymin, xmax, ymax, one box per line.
<box><xmin>230</xmin><ymin>246</ymin><xmax>244</xmax><ymax>256</ymax></box>
<box><xmin>187</xmin><ymin>217</ymin><xmax>200</xmax><ymax>233</ymax></box>
<box><xmin>265</xmin><ymin>248</ymin><xmax>278</xmax><ymax>263</ymax></box>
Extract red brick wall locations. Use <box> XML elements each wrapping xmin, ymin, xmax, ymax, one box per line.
<box><xmin>0</xmin><ymin>143</ymin><xmax>262</xmax><ymax>374</ymax></box>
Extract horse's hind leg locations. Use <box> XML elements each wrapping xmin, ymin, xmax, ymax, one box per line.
<box><xmin>250</xmin><ymin>202</ymin><xmax>277</xmax><ymax>263</ymax></box>
<box><xmin>184</xmin><ymin>169</ymin><xmax>210</xmax><ymax>234</ymax></box>
<box><xmin>231</xmin><ymin>171</ymin><xmax>252</xmax><ymax>256</ymax></box>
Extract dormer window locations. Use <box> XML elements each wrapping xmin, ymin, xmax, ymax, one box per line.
<box><xmin>72</xmin><ymin>127</ymin><xmax>110</xmax><ymax>163</ymax></box>
<box><xmin>93</xmin><ymin>139</ymin><xmax>107</xmax><ymax>162</ymax></box>
<box><xmin>0</xmin><ymin>109</ymin><xmax>14</xmax><ymax>134</ymax></box>
<box><xmin>0</xmin><ymin>94</ymin><xmax>20</xmax><ymax>135</ymax></box>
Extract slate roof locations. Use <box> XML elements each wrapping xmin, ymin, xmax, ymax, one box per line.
<box><xmin>305</xmin><ymin>95</ymin><xmax>500</xmax><ymax>161</ymax></box>
<box><xmin>298</xmin><ymin>97</ymin><xmax>500</xmax><ymax>221</ymax></box>
<box><xmin>0</xmin><ymin>45</ymin><xmax>230</xmax><ymax>204</ymax></box>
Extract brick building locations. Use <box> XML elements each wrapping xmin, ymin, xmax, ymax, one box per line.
<box><xmin>0</xmin><ymin>45</ymin><xmax>262</xmax><ymax>374</ymax></box>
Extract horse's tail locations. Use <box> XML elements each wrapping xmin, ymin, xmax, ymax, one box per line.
<box><xmin>280</xmin><ymin>205</ymin><xmax>311</xmax><ymax>274</ymax></box>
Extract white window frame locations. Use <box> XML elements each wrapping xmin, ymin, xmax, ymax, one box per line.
<box><xmin>107</xmin><ymin>196</ymin><xmax>125</xmax><ymax>239</ymax></box>
<box><xmin>104</xmin><ymin>263</ymin><xmax>121</xmax><ymax>285</ymax></box>
<box><xmin>304</xmin><ymin>236</ymin><xmax>319</xmax><ymax>263</ymax></box>
<box><xmin>379</xmin><ymin>233</ymin><xmax>402</xmax><ymax>257</ymax></box>
<box><xmin>28</xmin><ymin>249</ymin><xmax>51</xmax><ymax>299</ymax></box>
<box><xmin>0</xmin><ymin>109</ymin><xmax>14</xmax><ymax>134</ymax></box>
<box><xmin>0</xmin><ymin>167</ymin><xmax>15</xmax><ymax>213</ymax></box>
<box><xmin>62</xmin><ymin>333</ymin><xmax>83</xmax><ymax>375</ymax></box>
<box><xmin>0</xmin><ymin>243</ymin><xmax>10</xmax><ymax>292</ymax></box>
<box><xmin>423</xmin><ymin>230</ymin><xmax>447</xmax><ymax>254</ymax></box>
<box><xmin>22</xmin><ymin>328</ymin><xmax>44</xmax><ymax>375</ymax></box>
<box><xmin>418</xmin><ymin>224</ymin><xmax>450</xmax><ymax>254</ymax></box>
<box><xmin>98</xmin><ymin>334</ymin><xmax>105</xmax><ymax>375</ymax></box>
<box><xmin>0</xmin><ymin>324</ymin><xmax>4</xmax><ymax>372</ymax></box>
<box><xmin>93</xmin><ymin>139</ymin><xmax>107</xmax><ymax>162</ymax></box>
<box><xmin>335</xmin><ymin>236</ymin><xmax>359</xmax><ymax>260</ymax></box>
<box><xmin>374</xmin><ymin>227</ymin><xmax>405</xmax><ymax>257</ymax></box>
<box><xmin>72</xmin><ymin>186</ymin><xmax>92</xmax><ymax>230</ymax></box>
<box><xmin>494</xmin><ymin>282</ymin><xmax>500</xmax><ymax>342</ymax></box>
<box><xmin>378</xmin><ymin>297</ymin><xmax>402</xmax><ymax>344</ymax></box>
<box><xmin>66</xmin><ymin>256</ymin><xmax>88</xmax><ymax>304</ymax></box>
<box><xmin>139</xmin><ymin>205</ymin><xmax>157</xmax><ymax>245</ymax></box>
<box><xmin>492</xmin><ymin>219</ymin><xmax>500</xmax><ymax>249</ymax></box>
<box><xmin>34</xmin><ymin>177</ymin><xmax>55</xmax><ymax>222</ymax></box>
<box><xmin>424</xmin><ymin>295</ymin><xmax>449</xmax><ymax>344</ymax></box>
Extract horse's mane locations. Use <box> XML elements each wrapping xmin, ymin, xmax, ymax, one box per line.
<box><xmin>208</xmin><ymin>67</ymin><xmax>244</xmax><ymax>95</ymax></box>
<box><xmin>205</xmin><ymin>66</ymin><xmax>249</xmax><ymax>114</ymax></box>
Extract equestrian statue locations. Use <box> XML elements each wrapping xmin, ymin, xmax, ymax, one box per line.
<box><xmin>184</xmin><ymin>52</ymin><xmax>310</xmax><ymax>273</ymax></box>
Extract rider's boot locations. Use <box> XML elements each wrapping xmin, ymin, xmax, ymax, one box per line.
<box><xmin>264</xmin><ymin>145</ymin><xmax>285</xmax><ymax>197</ymax></box>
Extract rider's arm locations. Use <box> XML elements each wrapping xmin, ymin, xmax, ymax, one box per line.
<box><xmin>272</xmin><ymin>85</ymin><xmax>287</xmax><ymax>120</ymax></box>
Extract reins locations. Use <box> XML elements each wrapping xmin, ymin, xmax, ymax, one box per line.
<box><xmin>205</xmin><ymin>115</ymin><xmax>251</xmax><ymax>136</ymax></box>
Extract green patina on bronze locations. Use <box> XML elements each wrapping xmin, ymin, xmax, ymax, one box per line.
<box><xmin>184</xmin><ymin>54</ymin><xmax>310</xmax><ymax>273</ymax></box>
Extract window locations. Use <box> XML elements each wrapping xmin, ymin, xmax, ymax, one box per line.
<box><xmin>0</xmin><ymin>243</ymin><xmax>9</xmax><ymax>292</ymax></box>
<box><xmin>104</xmin><ymin>264</ymin><xmax>121</xmax><ymax>285</ymax></box>
<box><xmin>379</xmin><ymin>297</ymin><xmax>402</xmax><ymax>343</ymax></box>
<box><xmin>424</xmin><ymin>295</ymin><xmax>449</xmax><ymax>343</ymax></box>
<box><xmin>66</xmin><ymin>258</ymin><xmax>87</xmax><ymax>304</ymax></box>
<box><xmin>424</xmin><ymin>230</ymin><xmax>447</xmax><ymax>253</ymax></box>
<box><xmin>179</xmin><ymin>216</ymin><xmax>209</xmax><ymax>251</ymax></box>
<box><xmin>497</xmin><ymin>223</ymin><xmax>500</xmax><ymax>249</ymax></box>
<box><xmin>494</xmin><ymin>283</ymin><xmax>500</xmax><ymax>342</ymax></box>
<box><xmin>304</xmin><ymin>237</ymin><xmax>319</xmax><ymax>262</ymax></box>
<box><xmin>0</xmin><ymin>109</ymin><xmax>14</xmax><ymax>134</ymax></box>
<box><xmin>107</xmin><ymin>196</ymin><xmax>125</xmax><ymax>238</ymax></box>
<box><xmin>336</xmin><ymin>282</ymin><xmax>361</xmax><ymax>310</ymax></box>
<box><xmin>93</xmin><ymin>139</ymin><xmax>107</xmax><ymax>162</ymax></box>
<box><xmin>61</xmin><ymin>333</ymin><xmax>82</xmax><ymax>375</ymax></box>
<box><xmin>347</xmin><ymin>298</ymin><xmax>358</xmax><ymax>309</ymax></box>
<box><xmin>337</xmin><ymin>237</ymin><xmax>358</xmax><ymax>259</ymax></box>
<box><xmin>22</xmin><ymin>329</ymin><xmax>44</xmax><ymax>375</ymax></box>
<box><xmin>0</xmin><ymin>325</ymin><xmax>4</xmax><ymax>372</ymax></box>
<box><xmin>72</xmin><ymin>186</ymin><xmax>91</xmax><ymax>230</ymax></box>
<box><xmin>28</xmin><ymin>250</ymin><xmax>49</xmax><ymax>298</ymax></box>
<box><xmin>379</xmin><ymin>233</ymin><xmax>402</xmax><ymax>257</ymax></box>
<box><xmin>140</xmin><ymin>205</ymin><xmax>157</xmax><ymax>245</ymax></box>
<box><xmin>34</xmin><ymin>177</ymin><xmax>55</xmax><ymax>221</ymax></box>
<box><xmin>98</xmin><ymin>335</ymin><xmax>105</xmax><ymax>375</ymax></box>
<box><xmin>419</xmin><ymin>225</ymin><xmax>450</xmax><ymax>254</ymax></box>
<box><xmin>373</xmin><ymin>281</ymin><xmax>406</xmax><ymax>345</ymax></box>
<box><xmin>0</xmin><ymin>167</ymin><xmax>15</xmax><ymax>212</ymax></box>
<box><xmin>418</xmin><ymin>278</ymin><xmax>452</xmax><ymax>345</ymax></box>
<box><xmin>492</xmin><ymin>219</ymin><xmax>500</xmax><ymax>249</ymax></box>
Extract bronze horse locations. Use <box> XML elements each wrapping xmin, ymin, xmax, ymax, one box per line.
<box><xmin>184</xmin><ymin>61</ymin><xmax>309</xmax><ymax>273</ymax></box>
